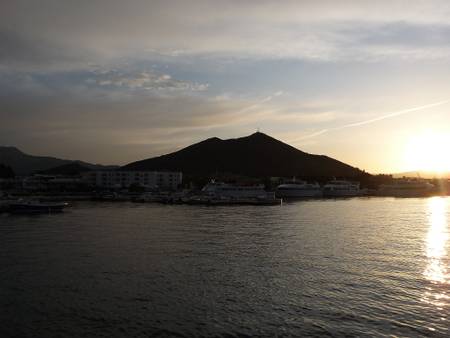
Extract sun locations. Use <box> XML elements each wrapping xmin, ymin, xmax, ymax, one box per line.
<box><xmin>403</xmin><ymin>132</ymin><xmax>450</xmax><ymax>173</ymax></box>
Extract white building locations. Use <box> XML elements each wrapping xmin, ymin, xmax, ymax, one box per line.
<box><xmin>83</xmin><ymin>170</ymin><xmax>182</xmax><ymax>190</ymax></box>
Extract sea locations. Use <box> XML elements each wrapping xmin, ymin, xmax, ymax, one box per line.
<box><xmin>1</xmin><ymin>197</ymin><xmax>449</xmax><ymax>337</ymax></box>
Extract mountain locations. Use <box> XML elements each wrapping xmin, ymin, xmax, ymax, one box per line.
<box><xmin>38</xmin><ymin>162</ymin><xmax>93</xmax><ymax>176</ymax></box>
<box><xmin>392</xmin><ymin>171</ymin><xmax>450</xmax><ymax>179</ymax></box>
<box><xmin>0</xmin><ymin>163</ymin><xmax>14</xmax><ymax>178</ymax></box>
<box><xmin>0</xmin><ymin>146</ymin><xmax>115</xmax><ymax>176</ymax></box>
<box><xmin>122</xmin><ymin>132</ymin><xmax>365</xmax><ymax>178</ymax></box>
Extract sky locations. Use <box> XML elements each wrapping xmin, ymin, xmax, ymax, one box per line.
<box><xmin>2</xmin><ymin>0</ymin><xmax>450</xmax><ymax>173</ymax></box>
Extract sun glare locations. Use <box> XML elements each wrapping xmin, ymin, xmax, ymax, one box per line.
<box><xmin>404</xmin><ymin>132</ymin><xmax>450</xmax><ymax>173</ymax></box>
<box><xmin>424</xmin><ymin>197</ymin><xmax>449</xmax><ymax>284</ymax></box>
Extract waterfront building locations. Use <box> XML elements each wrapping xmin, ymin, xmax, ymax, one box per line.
<box><xmin>82</xmin><ymin>170</ymin><xmax>182</xmax><ymax>190</ymax></box>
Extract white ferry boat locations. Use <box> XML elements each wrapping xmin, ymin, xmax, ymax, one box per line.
<box><xmin>323</xmin><ymin>180</ymin><xmax>362</xmax><ymax>197</ymax></box>
<box><xmin>201</xmin><ymin>181</ymin><xmax>268</xmax><ymax>198</ymax></box>
<box><xmin>377</xmin><ymin>179</ymin><xmax>436</xmax><ymax>197</ymax></box>
<box><xmin>275</xmin><ymin>181</ymin><xmax>322</xmax><ymax>198</ymax></box>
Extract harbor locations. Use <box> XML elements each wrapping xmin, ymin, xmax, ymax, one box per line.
<box><xmin>4</xmin><ymin>1</ymin><xmax>450</xmax><ymax>336</ymax></box>
<box><xmin>2</xmin><ymin>132</ymin><xmax>450</xmax><ymax>214</ymax></box>
<box><xmin>1</xmin><ymin>176</ymin><xmax>449</xmax><ymax>214</ymax></box>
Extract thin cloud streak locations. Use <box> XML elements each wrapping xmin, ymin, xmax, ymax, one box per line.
<box><xmin>297</xmin><ymin>99</ymin><xmax>450</xmax><ymax>140</ymax></box>
<box><xmin>235</xmin><ymin>91</ymin><xmax>283</xmax><ymax>115</ymax></box>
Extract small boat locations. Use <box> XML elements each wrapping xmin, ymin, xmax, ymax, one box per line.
<box><xmin>179</xmin><ymin>195</ymin><xmax>204</xmax><ymax>205</ymax></box>
<box><xmin>8</xmin><ymin>200</ymin><xmax>68</xmax><ymax>214</ymax></box>
<box><xmin>93</xmin><ymin>192</ymin><xmax>130</xmax><ymax>201</ymax></box>
<box><xmin>246</xmin><ymin>196</ymin><xmax>282</xmax><ymax>206</ymax></box>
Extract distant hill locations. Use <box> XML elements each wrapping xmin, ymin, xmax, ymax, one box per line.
<box><xmin>0</xmin><ymin>146</ymin><xmax>116</xmax><ymax>176</ymax></box>
<box><xmin>38</xmin><ymin>162</ymin><xmax>93</xmax><ymax>176</ymax></box>
<box><xmin>122</xmin><ymin>132</ymin><xmax>366</xmax><ymax>178</ymax></box>
<box><xmin>392</xmin><ymin>171</ymin><xmax>450</xmax><ymax>179</ymax></box>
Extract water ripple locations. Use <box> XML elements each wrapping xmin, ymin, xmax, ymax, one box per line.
<box><xmin>1</xmin><ymin>198</ymin><xmax>450</xmax><ymax>336</ymax></box>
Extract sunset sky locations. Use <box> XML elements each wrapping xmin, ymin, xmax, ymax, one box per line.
<box><xmin>2</xmin><ymin>1</ymin><xmax>450</xmax><ymax>173</ymax></box>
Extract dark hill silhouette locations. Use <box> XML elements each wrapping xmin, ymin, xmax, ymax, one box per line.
<box><xmin>38</xmin><ymin>162</ymin><xmax>92</xmax><ymax>176</ymax></box>
<box><xmin>0</xmin><ymin>146</ymin><xmax>116</xmax><ymax>176</ymax></box>
<box><xmin>122</xmin><ymin>132</ymin><xmax>365</xmax><ymax>178</ymax></box>
<box><xmin>0</xmin><ymin>163</ymin><xmax>14</xmax><ymax>178</ymax></box>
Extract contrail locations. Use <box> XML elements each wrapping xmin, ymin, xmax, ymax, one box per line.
<box><xmin>236</xmin><ymin>91</ymin><xmax>283</xmax><ymax>114</ymax></box>
<box><xmin>298</xmin><ymin>99</ymin><xmax>450</xmax><ymax>140</ymax></box>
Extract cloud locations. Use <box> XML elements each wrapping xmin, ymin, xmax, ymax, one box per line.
<box><xmin>0</xmin><ymin>87</ymin><xmax>266</xmax><ymax>163</ymax></box>
<box><xmin>3</xmin><ymin>1</ymin><xmax>450</xmax><ymax>71</ymax></box>
<box><xmin>0</xmin><ymin>29</ymin><xmax>94</xmax><ymax>72</ymax></box>
<box><xmin>88</xmin><ymin>69</ymin><xmax>208</xmax><ymax>92</ymax></box>
<box><xmin>0</xmin><ymin>82</ymin><xmax>318</xmax><ymax>164</ymax></box>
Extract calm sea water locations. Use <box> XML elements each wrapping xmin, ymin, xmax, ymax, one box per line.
<box><xmin>1</xmin><ymin>198</ymin><xmax>449</xmax><ymax>337</ymax></box>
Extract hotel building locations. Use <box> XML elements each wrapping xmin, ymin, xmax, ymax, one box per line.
<box><xmin>83</xmin><ymin>170</ymin><xmax>182</xmax><ymax>190</ymax></box>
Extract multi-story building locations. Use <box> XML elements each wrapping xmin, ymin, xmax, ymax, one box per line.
<box><xmin>82</xmin><ymin>170</ymin><xmax>182</xmax><ymax>190</ymax></box>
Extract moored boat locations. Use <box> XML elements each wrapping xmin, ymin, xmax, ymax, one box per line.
<box><xmin>275</xmin><ymin>180</ymin><xmax>322</xmax><ymax>198</ymax></box>
<box><xmin>93</xmin><ymin>192</ymin><xmax>130</xmax><ymax>201</ymax></box>
<box><xmin>323</xmin><ymin>180</ymin><xmax>363</xmax><ymax>197</ymax></box>
<box><xmin>377</xmin><ymin>179</ymin><xmax>436</xmax><ymax>197</ymax></box>
<box><xmin>184</xmin><ymin>181</ymin><xmax>282</xmax><ymax>206</ymax></box>
<box><xmin>8</xmin><ymin>200</ymin><xmax>68</xmax><ymax>214</ymax></box>
<box><xmin>207</xmin><ymin>195</ymin><xmax>282</xmax><ymax>206</ymax></box>
<box><xmin>202</xmin><ymin>180</ymin><xmax>268</xmax><ymax>198</ymax></box>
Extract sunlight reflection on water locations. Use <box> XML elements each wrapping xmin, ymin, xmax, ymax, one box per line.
<box><xmin>422</xmin><ymin>197</ymin><xmax>450</xmax><ymax>312</ymax></box>
<box><xmin>425</xmin><ymin>197</ymin><xmax>449</xmax><ymax>284</ymax></box>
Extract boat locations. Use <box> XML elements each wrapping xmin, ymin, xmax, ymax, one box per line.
<box><xmin>195</xmin><ymin>181</ymin><xmax>281</xmax><ymax>205</ymax></box>
<box><xmin>93</xmin><ymin>192</ymin><xmax>130</xmax><ymax>201</ymax></box>
<box><xmin>275</xmin><ymin>180</ymin><xmax>322</xmax><ymax>198</ymax></box>
<box><xmin>202</xmin><ymin>181</ymin><xmax>268</xmax><ymax>198</ymax></box>
<box><xmin>322</xmin><ymin>180</ymin><xmax>363</xmax><ymax>197</ymax></box>
<box><xmin>8</xmin><ymin>200</ymin><xmax>68</xmax><ymax>214</ymax></box>
<box><xmin>207</xmin><ymin>195</ymin><xmax>281</xmax><ymax>206</ymax></box>
<box><xmin>377</xmin><ymin>179</ymin><xmax>436</xmax><ymax>197</ymax></box>
<box><xmin>182</xmin><ymin>195</ymin><xmax>211</xmax><ymax>205</ymax></box>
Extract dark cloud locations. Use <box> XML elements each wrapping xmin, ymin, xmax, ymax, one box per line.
<box><xmin>0</xmin><ymin>29</ymin><xmax>93</xmax><ymax>71</ymax></box>
<box><xmin>3</xmin><ymin>0</ymin><xmax>450</xmax><ymax>68</ymax></box>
